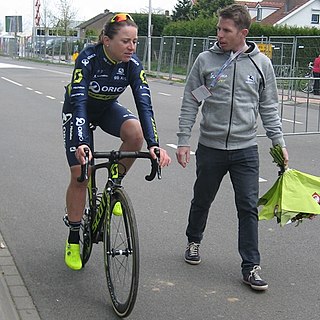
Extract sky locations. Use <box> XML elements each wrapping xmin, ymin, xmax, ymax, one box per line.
<box><xmin>0</xmin><ymin>0</ymin><xmax>177</xmax><ymax>35</ymax></box>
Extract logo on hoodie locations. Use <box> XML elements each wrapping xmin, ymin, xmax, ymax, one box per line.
<box><xmin>246</xmin><ymin>74</ymin><xmax>255</xmax><ymax>84</ymax></box>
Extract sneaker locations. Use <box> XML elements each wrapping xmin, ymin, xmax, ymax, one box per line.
<box><xmin>184</xmin><ymin>242</ymin><xmax>201</xmax><ymax>265</ymax></box>
<box><xmin>243</xmin><ymin>265</ymin><xmax>268</xmax><ymax>291</ymax></box>
<box><xmin>65</xmin><ymin>240</ymin><xmax>82</xmax><ymax>270</ymax></box>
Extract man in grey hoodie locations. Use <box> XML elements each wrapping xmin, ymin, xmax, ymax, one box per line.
<box><xmin>176</xmin><ymin>4</ymin><xmax>289</xmax><ymax>291</ymax></box>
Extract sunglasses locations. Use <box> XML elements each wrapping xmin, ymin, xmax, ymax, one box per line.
<box><xmin>110</xmin><ymin>13</ymin><xmax>134</xmax><ymax>23</ymax></box>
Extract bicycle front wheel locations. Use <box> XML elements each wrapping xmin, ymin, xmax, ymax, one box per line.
<box><xmin>104</xmin><ymin>188</ymin><xmax>139</xmax><ymax>318</ymax></box>
<box><xmin>80</xmin><ymin>207</ymin><xmax>93</xmax><ymax>266</ymax></box>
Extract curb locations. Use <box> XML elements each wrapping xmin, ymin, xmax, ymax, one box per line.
<box><xmin>0</xmin><ymin>233</ymin><xmax>41</xmax><ymax>320</ymax></box>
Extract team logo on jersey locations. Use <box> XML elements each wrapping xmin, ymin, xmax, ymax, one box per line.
<box><xmin>117</xmin><ymin>68</ymin><xmax>125</xmax><ymax>75</ymax></box>
<box><xmin>73</xmin><ymin>69</ymin><xmax>83</xmax><ymax>84</ymax></box>
<box><xmin>89</xmin><ymin>81</ymin><xmax>126</xmax><ymax>94</ymax></box>
<box><xmin>76</xmin><ymin>117</ymin><xmax>85</xmax><ymax>126</ymax></box>
<box><xmin>76</xmin><ymin>117</ymin><xmax>85</xmax><ymax>142</ymax></box>
<box><xmin>62</xmin><ymin>112</ymin><xmax>72</xmax><ymax>125</ymax></box>
<box><xmin>140</xmin><ymin>70</ymin><xmax>148</xmax><ymax>84</ymax></box>
<box><xmin>81</xmin><ymin>59</ymin><xmax>89</xmax><ymax>66</ymax></box>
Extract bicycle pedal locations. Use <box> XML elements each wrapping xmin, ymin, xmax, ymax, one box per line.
<box><xmin>112</xmin><ymin>202</ymin><xmax>123</xmax><ymax>216</ymax></box>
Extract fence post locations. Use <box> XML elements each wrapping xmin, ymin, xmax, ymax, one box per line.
<box><xmin>168</xmin><ymin>36</ymin><xmax>176</xmax><ymax>80</ymax></box>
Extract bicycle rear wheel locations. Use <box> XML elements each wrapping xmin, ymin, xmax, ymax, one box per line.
<box><xmin>299</xmin><ymin>78</ymin><xmax>313</xmax><ymax>93</ymax></box>
<box><xmin>104</xmin><ymin>188</ymin><xmax>139</xmax><ymax>318</ymax></box>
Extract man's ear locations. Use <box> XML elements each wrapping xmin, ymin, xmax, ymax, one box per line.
<box><xmin>241</xmin><ymin>28</ymin><xmax>249</xmax><ymax>38</ymax></box>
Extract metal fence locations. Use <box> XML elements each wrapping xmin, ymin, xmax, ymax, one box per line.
<box><xmin>1</xmin><ymin>34</ymin><xmax>319</xmax><ymax>135</ymax></box>
<box><xmin>1</xmin><ymin>35</ymin><xmax>320</xmax><ymax>77</ymax></box>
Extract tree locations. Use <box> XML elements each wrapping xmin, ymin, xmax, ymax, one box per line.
<box><xmin>172</xmin><ymin>0</ymin><xmax>194</xmax><ymax>21</ymax></box>
<box><xmin>54</xmin><ymin>0</ymin><xmax>77</xmax><ymax>60</ymax></box>
<box><xmin>191</xmin><ymin>0</ymin><xmax>234</xmax><ymax>18</ymax></box>
<box><xmin>132</xmin><ymin>14</ymin><xmax>171</xmax><ymax>36</ymax></box>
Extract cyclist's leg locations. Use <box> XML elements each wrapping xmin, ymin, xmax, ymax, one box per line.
<box><xmin>98</xmin><ymin>101</ymin><xmax>143</xmax><ymax>175</ymax></box>
<box><xmin>66</xmin><ymin>166</ymin><xmax>87</xmax><ymax>225</ymax></box>
<box><xmin>119</xmin><ymin>119</ymin><xmax>144</xmax><ymax>172</ymax></box>
<box><xmin>62</xmin><ymin>98</ymin><xmax>92</xmax><ymax>270</ymax></box>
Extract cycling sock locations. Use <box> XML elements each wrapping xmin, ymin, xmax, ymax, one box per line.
<box><xmin>68</xmin><ymin>220</ymin><xmax>81</xmax><ymax>244</ymax></box>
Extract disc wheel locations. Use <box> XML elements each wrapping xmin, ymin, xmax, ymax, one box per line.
<box><xmin>104</xmin><ymin>188</ymin><xmax>139</xmax><ymax>318</ymax></box>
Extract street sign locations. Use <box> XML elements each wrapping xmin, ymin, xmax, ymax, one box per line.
<box><xmin>5</xmin><ymin>16</ymin><xmax>23</xmax><ymax>33</ymax></box>
<box><xmin>257</xmin><ymin>43</ymin><xmax>273</xmax><ymax>59</ymax></box>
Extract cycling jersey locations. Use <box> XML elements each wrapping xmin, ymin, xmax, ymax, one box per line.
<box><xmin>65</xmin><ymin>43</ymin><xmax>159</xmax><ymax>149</ymax></box>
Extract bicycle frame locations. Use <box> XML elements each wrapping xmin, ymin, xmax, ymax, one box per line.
<box><xmin>78</xmin><ymin>149</ymin><xmax>161</xmax><ymax>245</ymax></box>
<box><xmin>89</xmin><ymin>162</ymin><xmax>112</xmax><ymax>241</ymax></box>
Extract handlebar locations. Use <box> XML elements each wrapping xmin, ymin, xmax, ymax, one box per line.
<box><xmin>77</xmin><ymin>148</ymin><xmax>161</xmax><ymax>183</ymax></box>
<box><xmin>77</xmin><ymin>148</ymin><xmax>90</xmax><ymax>182</ymax></box>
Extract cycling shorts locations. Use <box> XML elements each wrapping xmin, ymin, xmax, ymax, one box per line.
<box><xmin>62</xmin><ymin>99</ymin><xmax>138</xmax><ymax>167</ymax></box>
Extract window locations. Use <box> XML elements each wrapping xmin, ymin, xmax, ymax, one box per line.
<box><xmin>311</xmin><ymin>14</ymin><xmax>319</xmax><ymax>24</ymax></box>
<box><xmin>36</xmin><ymin>28</ymin><xmax>45</xmax><ymax>36</ymax></box>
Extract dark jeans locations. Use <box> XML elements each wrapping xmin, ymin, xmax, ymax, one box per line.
<box><xmin>186</xmin><ymin>143</ymin><xmax>260</xmax><ymax>275</ymax></box>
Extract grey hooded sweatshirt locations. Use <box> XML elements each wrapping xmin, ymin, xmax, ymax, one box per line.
<box><xmin>177</xmin><ymin>41</ymin><xmax>285</xmax><ymax>150</ymax></box>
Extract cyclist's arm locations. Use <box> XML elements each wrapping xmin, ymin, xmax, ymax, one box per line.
<box><xmin>128</xmin><ymin>56</ymin><xmax>159</xmax><ymax>149</ymax></box>
<box><xmin>69</xmin><ymin>49</ymin><xmax>95</xmax><ymax>149</ymax></box>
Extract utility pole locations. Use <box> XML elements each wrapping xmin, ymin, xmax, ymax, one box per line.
<box><xmin>147</xmin><ymin>0</ymin><xmax>152</xmax><ymax>72</ymax></box>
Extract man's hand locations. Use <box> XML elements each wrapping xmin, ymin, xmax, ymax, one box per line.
<box><xmin>282</xmin><ymin>147</ymin><xmax>289</xmax><ymax>169</ymax></box>
<box><xmin>176</xmin><ymin>146</ymin><xmax>191</xmax><ymax>168</ymax></box>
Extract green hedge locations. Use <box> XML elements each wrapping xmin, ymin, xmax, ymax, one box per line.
<box><xmin>163</xmin><ymin>17</ymin><xmax>320</xmax><ymax>37</ymax></box>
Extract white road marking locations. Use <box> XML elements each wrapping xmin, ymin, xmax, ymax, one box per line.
<box><xmin>282</xmin><ymin>118</ymin><xmax>303</xmax><ymax>124</ymax></box>
<box><xmin>166</xmin><ymin>143</ymin><xmax>195</xmax><ymax>155</ymax></box>
<box><xmin>1</xmin><ymin>77</ymin><xmax>23</xmax><ymax>86</ymax></box>
<box><xmin>0</xmin><ymin>63</ymin><xmax>33</xmax><ymax>69</ymax></box>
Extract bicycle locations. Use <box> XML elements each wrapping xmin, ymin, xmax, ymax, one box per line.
<box><xmin>299</xmin><ymin>62</ymin><xmax>314</xmax><ymax>93</ymax></box>
<box><xmin>76</xmin><ymin>133</ymin><xmax>161</xmax><ymax>318</ymax></box>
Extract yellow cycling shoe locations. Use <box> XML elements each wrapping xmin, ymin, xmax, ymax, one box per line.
<box><xmin>65</xmin><ymin>241</ymin><xmax>82</xmax><ymax>270</ymax></box>
<box><xmin>112</xmin><ymin>201</ymin><xmax>123</xmax><ymax>216</ymax></box>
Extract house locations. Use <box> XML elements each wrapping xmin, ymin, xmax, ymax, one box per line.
<box><xmin>77</xmin><ymin>9</ymin><xmax>113</xmax><ymax>39</ymax></box>
<box><xmin>239</xmin><ymin>0</ymin><xmax>320</xmax><ymax>27</ymax></box>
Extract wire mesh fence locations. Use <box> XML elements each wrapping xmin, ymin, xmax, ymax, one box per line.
<box><xmin>1</xmin><ymin>34</ymin><xmax>319</xmax><ymax>135</ymax></box>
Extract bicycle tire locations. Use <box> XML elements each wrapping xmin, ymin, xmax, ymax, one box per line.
<box><xmin>299</xmin><ymin>78</ymin><xmax>313</xmax><ymax>93</ymax></box>
<box><xmin>104</xmin><ymin>188</ymin><xmax>139</xmax><ymax>318</ymax></box>
<box><xmin>80</xmin><ymin>206</ymin><xmax>93</xmax><ymax>266</ymax></box>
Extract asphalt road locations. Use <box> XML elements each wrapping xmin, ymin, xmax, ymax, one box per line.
<box><xmin>0</xmin><ymin>56</ymin><xmax>320</xmax><ymax>320</ymax></box>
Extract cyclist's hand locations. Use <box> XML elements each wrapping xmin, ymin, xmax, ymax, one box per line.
<box><xmin>176</xmin><ymin>146</ymin><xmax>190</xmax><ymax>168</ymax></box>
<box><xmin>76</xmin><ymin>145</ymin><xmax>92</xmax><ymax>165</ymax></box>
<box><xmin>149</xmin><ymin>147</ymin><xmax>171</xmax><ymax>168</ymax></box>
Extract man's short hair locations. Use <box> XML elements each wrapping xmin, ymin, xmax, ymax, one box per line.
<box><xmin>218</xmin><ymin>4</ymin><xmax>252</xmax><ymax>30</ymax></box>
